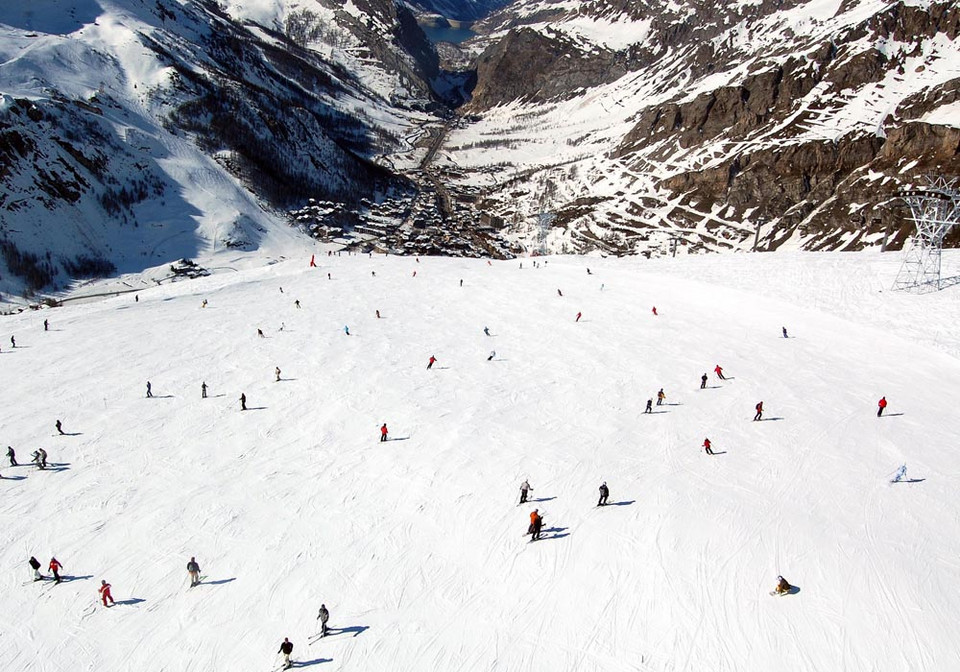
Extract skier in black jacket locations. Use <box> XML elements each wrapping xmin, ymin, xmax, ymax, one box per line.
<box><xmin>317</xmin><ymin>604</ymin><xmax>329</xmax><ymax>637</ymax></box>
<box><xmin>187</xmin><ymin>557</ymin><xmax>201</xmax><ymax>587</ymax></box>
<box><xmin>278</xmin><ymin>638</ymin><xmax>294</xmax><ymax>669</ymax></box>
<box><xmin>7</xmin><ymin>446</ymin><xmax>16</xmax><ymax>466</ymax></box>
<box><xmin>598</xmin><ymin>482</ymin><xmax>609</xmax><ymax>506</ymax></box>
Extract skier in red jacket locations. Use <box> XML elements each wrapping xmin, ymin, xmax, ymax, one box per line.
<box><xmin>877</xmin><ymin>396</ymin><xmax>887</xmax><ymax>417</ymax></box>
<box><xmin>99</xmin><ymin>580</ymin><xmax>115</xmax><ymax>606</ymax></box>
<box><xmin>380</xmin><ymin>423</ymin><xmax>388</xmax><ymax>442</ymax></box>
<box><xmin>754</xmin><ymin>401</ymin><xmax>763</xmax><ymax>421</ymax></box>
<box><xmin>714</xmin><ymin>365</ymin><xmax>726</xmax><ymax>380</ymax></box>
<box><xmin>652</xmin><ymin>306</ymin><xmax>658</xmax><ymax>316</ymax></box>
<box><xmin>703</xmin><ymin>438</ymin><xmax>714</xmax><ymax>455</ymax></box>
<box><xmin>575</xmin><ymin>312</ymin><xmax>582</xmax><ymax>322</ymax></box>
<box><xmin>49</xmin><ymin>557</ymin><xmax>63</xmax><ymax>584</ymax></box>
<box><xmin>427</xmin><ymin>356</ymin><xmax>437</xmax><ymax>370</ymax></box>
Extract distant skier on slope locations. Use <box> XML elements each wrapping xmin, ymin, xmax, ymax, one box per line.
<box><xmin>657</xmin><ymin>388</ymin><xmax>665</xmax><ymax>406</ymax></box>
<box><xmin>714</xmin><ymin>365</ymin><xmax>726</xmax><ymax>381</ymax></box>
<box><xmin>644</xmin><ymin>399</ymin><xmax>653</xmax><ymax>414</ymax></box>
<box><xmin>44</xmin><ymin>319</ymin><xmax>49</xmax><ymax>331</ymax></box>
<box><xmin>275</xmin><ymin>367</ymin><xmax>282</xmax><ymax>382</ymax></box>
<box><xmin>344</xmin><ymin>325</ymin><xmax>350</xmax><ymax>336</ymax></box>
<box><xmin>187</xmin><ymin>557</ymin><xmax>201</xmax><ymax>587</ymax></box>
<box><xmin>56</xmin><ymin>419</ymin><xmax>64</xmax><ymax>435</ymax></box>
<box><xmin>295</xmin><ymin>300</ymin><xmax>301</xmax><ymax>309</ymax></box>
<box><xmin>598</xmin><ymin>482</ymin><xmax>609</xmax><ymax>506</ymax></box>
<box><xmin>700</xmin><ymin>373</ymin><xmax>708</xmax><ymax>389</ymax></box>
<box><xmin>146</xmin><ymin>381</ymin><xmax>153</xmax><ymax>398</ymax></box>
<box><xmin>38</xmin><ymin>448</ymin><xmax>47</xmax><ymax>469</ymax></box>
<box><xmin>10</xmin><ymin>335</ymin><xmax>16</xmax><ymax>348</ymax></box>
<box><xmin>7</xmin><ymin>445</ymin><xmax>16</xmax><ymax>466</ymax></box>
<box><xmin>427</xmin><ymin>355</ymin><xmax>437</xmax><ymax>370</ymax></box>
<box><xmin>240</xmin><ymin>393</ymin><xmax>247</xmax><ymax>411</ymax></box>
<box><xmin>99</xmin><ymin>580</ymin><xmax>115</xmax><ymax>606</ymax></box>
<box><xmin>380</xmin><ymin>423</ymin><xmax>389</xmax><ymax>442</ymax></box>
<box><xmin>528</xmin><ymin>509</ymin><xmax>543</xmax><ymax>540</ymax></box>
<box><xmin>652</xmin><ymin>306</ymin><xmax>657</xmax><ymax>316</ymax></box>
<box><xmin>877</xmin><ymin>396</ymin><xmax>887</xmax><ymax>417</ymax></box>
<box><xmin>773</xmin><ymin>575</ymin><xmax>793</xmax><ymax>595</ymax></box>
<box><xmin>576</xmin><ymin>312</ymin><xmax>582</xmax><ymax>322</ymax></box>
<box><xmin>257</xmin><ymin>329</ymin><xmax>265</xmax><ymax>338</ymax></box>
<box><xmin>754</xmin><ymin>401</ymin><xmax>763</xmax><ymax>421</ymax></box>
<box><xmin>49</xmin><ymin>557</ymin><xmax>63</xmax><ymax>584</ymax></box>
<box><xmin>376</xmin><ymin>310</ymin><xmax>380</xmax><ymax>319</ymax></box>
<box><xmin>782</xmin><ymin>326</ymin><xmax>788</xmax><ymax>338</ymax></box>
<box><xmin>31</xmin><ymin>451</ymin><xmax>43</xmax><ymax>470</ymax></box>
<box><xmin>278</xmin><ymin>638</ymin><xmax>294</xmax><ymax>669</ymax></box>
<box><xmin>557</xmin><ymin>289</ymin><xmax>563</xmax><ymax>297</ymax></box>
<box><xmin>703</xmin><ymin>438</ymin><xmax>714</xmax><ymax>455</ymax></box>
<box><xmin>487</xmin><ymin>351</ymin><xmax>496</xmax><ymax>361</ymax></box>
<box><xmin>519</xmin><ymin>479</ymin><xmax>533</xmax><ymax>504</ymax></box>
<box><xmin>29</xmin><ymin>556</ymin><xmax>42</xmax><ymax>581</ymax></box>
<box><xmin>201</xmin><ymin>382</ymin><xmax>207</xmax><ymax>399</ymax></box>
<box><xmin>317</xmin><ymin>604</ymin><xmax>330</xmax><ymax>637</ymax></box>
<box><xmin>483</xmin><ymin>327</ymin><xmax>490</xmax><ymax>336</ymax></box>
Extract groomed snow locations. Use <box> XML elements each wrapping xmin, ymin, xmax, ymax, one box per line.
<box><xmin>2</xmin><ymin>251</ymin><xmax>960</xmax><ymax>671</ymax></box>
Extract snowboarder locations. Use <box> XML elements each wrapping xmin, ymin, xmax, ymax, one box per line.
<box><xmin>877</xmin><ymin>396</ymin><xmax>887</xmax><ymax>417</ymax></box>
<box><xmin>774</xmin><ymin>575</ymin><xmax>793</xmax><ymax>595</ymax></box>
<box><xmin>427</xmin><ymin>355</ymin><xmax>437</xmax><ymax>370</ymax></box>
<box><xmin>519</xmin><ymin>480</ymin><xmax>533</xmax><ymax>504</ymax></box>
<box><xmin>344</xmin><ymin>325</ymin><xmax>350</xmax><ymax>336</ymax></box>
<box><xmin>657</xmin><ymin>388</ymin><xmax>665</xmax><ymax>406</ymax></box>
<box><xmin>31</xmin><ymin>450</ymin><xmax>44</xmax><ymax>470</ymax></box>
<box><xmin>483</xmin><ymin>327</ymin><xmax>490</xmax><ymax>336</ymax></box>
<box><xmin>644</xmin><ymin>399</ymin><xmax>653</xmax><ymax>414</ymax></box>
<box><xmin>714</xmin><ymin>365</ymin><xmax>726</xmax><ymax>380</ymax></box>
<box><xmin>487</xmin><ymin>351</ymin><xmax>496</xmax><ymax>361</ymax></box>
<box><xmin>49</xmin><ymin>557</ymin><xmax>63</xmax><ymax>584</ymax></box>
<box><xmin>240</xmin><ymin>393</ymin><xmax>247</xmax><ymax>411</ymax></box>
<box><xmin>146</xmin><ymin>381</ymin><xmax>153</xmax><ymax>398</ymax></box>
<box><xmin>201</xmin><ymin>382</ymin><xmax>207</xmax><ymax>399</ymax></box>
<box><xmin>295</xmin><ymin>300</ymin><xmax>301</xmax><ymax>309</ymax></box>
<box><xmin>44</xmin><ymin>319</ymin><xmax>49</xmax><ymax>331</ymax></box>
<box><xmin>598</xmin><ymin>482</ymin><xmax>609</xmax><ymax>506</ymax></box>
<box><xmin>187</xmin><ymin>556</ymin><xmax>201</xmax><ymax>587</ymax></box>
<box><xmin>376</xmin><ymin>310</ymin><xmax>381</xmax><ymax>319</ymax></box>
<box><xmin>275</xmin><ymin>367</ymin><xmax>281</xmax><ymax>382</ymax></box>
<box><xmin>29</xmin><ymin>556</ymin><xmax>42</xmax><ymax>581</ymax></box>
<box><xmin>528</xmin><ymin>509</ymin><xmax>543</xmax><ymax>540</ymax></box>
<box><xmin>575</xmin><ymin>312</ymin><xmax>582</xmax><ymax>322</ymax></box>
<box><xmin>257</xmin><ymin>329</ymin><xmax>265</xmax><ymax>338</ymax></box>
<box><xmin>99</xmin><ymin>580</ymin><xmax>115</xmax><ymax>606</ymax></box>
<box><xmin>782</xmin><ymin>326</ymin><xmax>788</xmax><ymax>338</ymax></box>
<box><xmin>652</xmin><ymin>306</ymin><xmax>657</xmax><ymax>316</ymax></box>
<box><xmin>700</xmin><ymin>373</ymin><xmax>708</xmax><ymax>389</ymax></box>
<box><xmin>380</xmin><ymin>423</ymin><xmax>388</xmax><ymax>442</ymax></box>
<box><xmin>754</xmin><ymin>401</ymin><xmax>763</xmax><ymax>421</ymax></box>
<box><xmin>55</xmin><ymin>419</ymin><xmax>64</xmax><ymax>435</ymax></box>
<box><xmin>278</xmin><ymin>638</ymin><xmax>294</xmax><ymax>669</ymax></box>
<box><xmin>703</xmin><ymin>438</ymin><xmax>714</xmax><ymax>455</ymax></box>
<box><xmin>38</xmin><ymin>448</ymin><xmax>47</xmax><ymax>469</ymax></box>
<box><xmin>317</xmin><ymin>604</ymin><xmax>329</xmax><ymax>637</ymax></box>
<box><xmin>7</xmin><ymin>446</ymin><xmax>16</xmax><ymax>466</ymax></box>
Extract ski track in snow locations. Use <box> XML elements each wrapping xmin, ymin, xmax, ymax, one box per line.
<box><xmin>2</xmin><ymin>252</ymin><xmax>960</xmax><ymax>671</ymax></box>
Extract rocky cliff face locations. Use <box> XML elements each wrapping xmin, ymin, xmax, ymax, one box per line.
<box><xmin>442</xmin><ymin>0</ymin><xmax>960</xmax><ymax>255</ymax></box>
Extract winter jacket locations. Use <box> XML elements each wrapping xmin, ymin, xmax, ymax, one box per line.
<box><xmin>318</xmin><ymin>607</ymin><xmax>329</xmax><ymax>623</ymax></box>
<box><xmin>187</xmin><ymin>561</ymin><xmax>200</xmax><ymax>573</ymax></box>
<box><xmin>279</xmin><ymin>640</ymin><xmax>294</xmax><ymax>655</ymax></box>
<box><xmin>49</xmin><ymin>558</ymin><xmax>62</xmax><ymax>573</ymax></box>
<box><xmin>878</xmin><ymin>397</ymin><xmax>887</xmax><ymax>408</ymax></box>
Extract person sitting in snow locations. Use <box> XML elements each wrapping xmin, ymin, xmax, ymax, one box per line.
<box><xmin>774</xmin><ymin>575</ymin><xmax>792</xmax><ymax>595</ymax></box>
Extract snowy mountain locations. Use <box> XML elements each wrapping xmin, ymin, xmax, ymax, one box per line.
<box><xmin>440</xmin><ymin>0</ymin><xmax>960</xmax><ymax>255</ymax></box>
<box><xmin>3</xmin><ymin>251</ymin><xmax>960</xmax><ymax>671</ymax></box>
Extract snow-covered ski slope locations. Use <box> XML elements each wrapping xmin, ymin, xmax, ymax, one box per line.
<box><xmin>2</xmin><ymin>251</ymin><xmax>960</xmax><ymax>672</ymax></box>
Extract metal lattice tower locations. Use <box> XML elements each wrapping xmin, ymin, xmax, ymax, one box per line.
<box><xmin>893</xmin><ymin>177</ymin><xmax>960</xmax><ymax>292</ymax></box>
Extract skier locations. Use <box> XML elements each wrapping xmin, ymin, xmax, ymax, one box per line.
<box><xmin>146</xmin><ymin>381</ymin><xmax>153</xmax><ymax>398</ymax></box>
<box><xmin>29</xmin><ymin>556</ymin><xmax>42</xmax><ymax>581</ymax></box>
<box><xmin>275</xmin><ymin>367</ymin><xmax>281</xmax><ymax>382</ymax></box>
<box><xmin>49</xmin><ymin>557</ymin><xmax>63</xmax><ymax>584</ymax></box>
<box><xmin>714</xmin><ymin>365</ymin><xmax>726</xmax><ymax>380</ymax></box>
<box><xmin>295</xmin><ymin>300</ymin><xmax>301</xmax><ymax>309</ymax></box>
<box><xmin>519</xmin><ymin>479</ymin><xmax>533</xmax><ymax>504</ymax></box>
<box><xmin>754</xmin><ymin>401</ymin><xmax>763</xmax><ymax>421</ymax></box>
<box><xmin>644</xmin><ymin>399</ymin><xmax>653</xmax><ymax>414</ymax></box>
<box><xmin>700</xmin><ymin>373</ymin><xmax>708</xmax><ymax>389</ymax></box>
<box><xmin>487</xmin><ymin>350</ymin><xmax>496</xmax><ymax>361</ymax></box>
<box><xmin>31</xmin><ymin>450</ymin><xmax>44</xmax><ymax>470</ymax></box>
<box><xmin>460</xmin><ymin>279</ymin><xmax>463</xmax><ymax>287</ymax></box>
<box><xmin>7</xmin><ymin>445</ymin><xmax>16</xmax><ymax>466</ymax></box>
<box><xmin>877</xmin><ymin>396</ymin><xmax>887</xmax><ymax>417</ymax></box>
<box><xmin>317</xmin><ymin>604</ymin><xmax>330</xmax><ymax>637</ymax></box>
<box><xmin>278</xmin><ymin>638</ymin><xmax>294</xmax><ymax>669</ymax></box>
<box><xmin>891</xmin><ymin>464</ymin><xmax>908</xmax><ymax>483</ymax></box>
<box><xmin>586</xmin><ymin>268</ymin><xmax>591</xmax><ymax>275</ymax></box>
<box><xmin>528</xmin><ymin>509</ymin><xmax>543</xmax><ymax>540</ymax></box>
<box><xmin>99</xmin><ymin>580</ymin><xmax>115</xmax><ymax>606</ymax></box>
<box><xmin>652</xmin><ymin>306</ymin><xmax>657</xmax><ymax>316</ymax></box>
<box><xmin>38</xmin><ymin>448</ymin><xmax>47</xmax><ymax>469</ymax></box>
<box><xmin>380</xmin><ymin>423</ymin><xmax>388</xmax><ymax>442</ymax></box>
<box><xmin>703</xmin><ymin>438</ymin><xmax>714</xmax><ymax>455</ymax></box>
<box><xmin>135</xmin><ymin>294</ymin><xmax>138</xmax><ymax>302</ymax></box>
<box><xmin>657</xmin><ymin>388</ymin><xmax>665</xmax><ymax>406</ymax></box>
<box><xmin>56</xmin><ymin>419</ymin><xmax>64</xmax><ymax>435</ymax></box>
<box><xmin>557</xmin><ymin>289</ymin><xmax>563</xmax><ymax>297</ymax></box>
<box><xmin>598</xmin><ymin>482</ymin><xmax>609</xmax><ymax>506</ymax></box>
<box><xmin>309</xmin><ymin>254</ymin><xmax>316</xmax><ymax>267</ymax></box>
<box><xmin>240</xmin><ymin>393</ymin><xmax>247</xmax><ymax>411</ymax></box>
<box><xmin>782</xmin><ymin>326</ymin><xmax>788</xmax><ymax>338</ymax></box>
<box><xmin>376</xmin><ymin>310</ymin><xmax>380</xmax><ymax>319</ymax></box>
<box><xmin>774</xmin><ymin>575</ymin><xmax>793</xmax><ymax>595</ymax></box>
<box><xmin>483</xmin><ymin>326</ymin><xmax>490</xmax><ymax>336</ymax></box>
<box><xmin>257</xmin><ymin>329</ymin><xmax>265</xmax><ymax>338</ymax></box>
<box><xmin>201</xmin><ymin>299</ymin><xmax>207</xmax><ymax>308</ymax></box>
<box><xmin>187</xmin><ymin>556</ymin><xmax>201</xmax><ymax>587</ymax></box>
<box><xmin>10</xmin><ymin>335</ymin><xmax>16</xmax><ymax>348</ymax></box>
<box><xmin>344</xmin><ymin>325</ymin><xmax>350</xmax><ymax>336</ymax></box>
<box><xmin>279</xmin><ymin>322</ymin><xmax>285</xmax><ymax>332</ymax></box>
<box><xmin>44</xmin><ymin>319</ymin><xmax>49</xmax><ymax>331</ymax></box>
<box><xmin>427</xmin><ymin>355</ymin><xmax>437</xmax><ymax>370</ymax></box>
<box><xmin>201</xmin><ymin>382</ymin><xmax>207</xmax><ymax>399</ymax></box>
<box><xmin>575</xmin><ymin>312</ymin><xmax>582</xmax><ymax>322</ymax></box>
